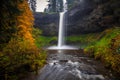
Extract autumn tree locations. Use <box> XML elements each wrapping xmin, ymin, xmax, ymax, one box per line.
<box><xmin>17</xmin><ymin>0</ymin><xmax>34</xmax><ymax>44</ymax></box>
<box><xmin>28</xmin><ymin>0</ymin><xmax>36</xmax><ymax>12</ymax></box>
<box><xmin>0</xmin><ymin>0</ymin><xmax>46</xmax><ymax>79</ymax></box>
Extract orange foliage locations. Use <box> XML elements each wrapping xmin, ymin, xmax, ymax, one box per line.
<box><xmin>17</xmin><ymin>0</ymin><xmax>34</xmax><ymax>44</ymax></box>
<box><xmin>0</xmin><ymin>1</ymin><xmax>46</xmax><ymax>79</ymax></box>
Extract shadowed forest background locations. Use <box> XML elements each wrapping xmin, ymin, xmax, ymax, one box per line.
<box><xmin>0</xmin><ymin>0</ymin><xmax>120</xmax><ymax>80</ymax></box>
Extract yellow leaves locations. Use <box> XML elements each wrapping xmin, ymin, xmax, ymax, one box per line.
<box><xmin>17</xmin><ymin>15</ymin><xmax>33</xmax><ymax>27</ymax></box>
<box><xmin>111</xmin><ymin>55</ymin><xmax>120</xmax><ymax>73</ymax></box>
<box><xmin>109</xmin><ymin>34</ymin><xmax>120</xmax><ymax>54</ymax></box>
<box><xmin>24</xmin><ymin>31</ymin><xmax>34</xmax><ymax>43</ymax></box>
<box><xmin>3</xmin><ymin>38</ymin><xmax>36</xmax><ymax>57</ymax></box>
<box><xmin>16</xmin><ymin>0</ymin><xmax>35</xmax><ymax>45</ymax></box>
<box><xmin>17</xmin><ymin>25</ymin><xmax>34</xmax><ymax>44</ymax></box>
<box><xmin>84</xmin><ymin>46</ymin><xmax>95</xmax><ymax>57</ymax></box>
<box><xmin>104</xmin><ymin>54</ymin><xmax>120</xmax><ymax>74</ymax></box>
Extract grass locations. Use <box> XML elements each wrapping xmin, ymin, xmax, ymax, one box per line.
<box><xmin>32</xmin><ymin>27</ymin><xmax>57</xmax><ymax>48</ymax></box>
<box><xmin>66</xmin><ymin>32</ymin><xmax>103</xmax><ymax>43</ymax></box>
<box><xmin>35</xmin><ymin>36</ymin><xmax>57</xmax><ymax>47</ymax></box>
<box><xmin>66</xmin><ymin>32</ymin><xmax>103</xmax><ymax>49</ymax></box>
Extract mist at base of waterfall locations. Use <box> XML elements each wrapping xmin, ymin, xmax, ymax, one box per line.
<box><xmin>47</xmin><ymin>45</ymin><xmax>79</xmax><ymax>50</ymax></box>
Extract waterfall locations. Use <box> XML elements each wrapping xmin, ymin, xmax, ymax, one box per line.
<box><xmin>58</xmin><ymin>0</ymin><xmax>67</xmax><ymax>47</ymax></box>
<box><xmin>58</xmin><ymin>12</ymin><xmax>64</xmax><ymax>47</ymax></box>
<box><xmin>47</xmin><ymin>0</ymin><xmax>78</xmax><ymax>50</ymax></box>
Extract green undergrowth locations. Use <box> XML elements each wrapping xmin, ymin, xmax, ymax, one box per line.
<box><xmin>84</xmin><ymin>27</ymin><xmax>120</xmax><ymax>77</ymax></box>
<box><xmin>35</xmin><ymin>36</ymin><xmax>57</xmax><ymax>47</ymax></box>
<box><xmin>0</xmin><ymin>38</ymin><xmax>47</xmax><ymax>80</ymax></box>
<box><xmin>66</xmin><ymin>33</ymin><xmax>101</xmax><ymax>44</ymax></box>
<box><xmin>66</xmin><ymin>32</ymin><xmax>103</xmax><ymax>49</ymax></box>
<box><xmin>32</xmin><ymin>27</ymin><xmax>57</xmax><ymax>47</ymax></box>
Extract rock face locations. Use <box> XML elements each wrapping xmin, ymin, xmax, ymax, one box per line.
<box><xmin>34</xmin><ymin>0</ymin><xmax>120</xmax><ymax>36</ymax></box>
<box><xmin>67</xmin><ymin>0</ymin><xmax>120</xmax><ymax>35</ymax></box>
<box><xmin>67</xmin><ymin>0</ymin><xmax>98</xmax><ymax>35</ymax></box>
<box><xmin>34</xmin><ymin>13</ymin><xmax>59</xmax><ymax>36</ymax></box>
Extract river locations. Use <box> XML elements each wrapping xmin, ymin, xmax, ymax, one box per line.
<box><xmin>24</xmin><ymin>50</ymin><xmax>116</xmax><ymax>80</ymax></box>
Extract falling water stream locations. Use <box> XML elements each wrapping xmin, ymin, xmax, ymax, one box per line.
<box><xmin>58</xmin><ymin>12</ymin><xmax>65</xmax><ymax>47</ymax></box>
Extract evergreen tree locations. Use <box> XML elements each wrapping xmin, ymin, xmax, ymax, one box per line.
<box><xmin>28</xmin><ymin>0</ymin><xmax>36</xmax><ymax>12</ymax></box>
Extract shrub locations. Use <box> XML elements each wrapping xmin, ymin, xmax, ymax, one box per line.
<box><xmin>84</xmin><ymin>27</ymin><xmax>120</xmax><ymax>77</ymax></box>
<box><xmin>0</xmin><ymin>38</ymin><xmax>46</xmax><ymax>80</ymax></box>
